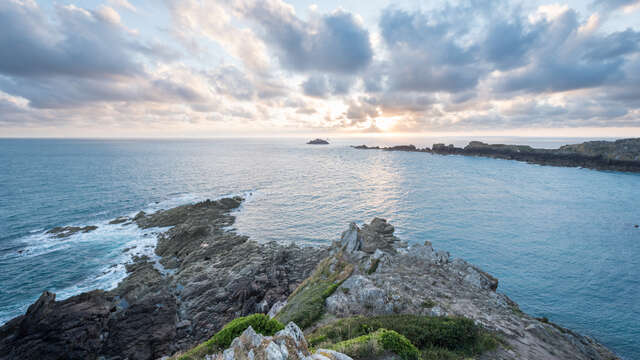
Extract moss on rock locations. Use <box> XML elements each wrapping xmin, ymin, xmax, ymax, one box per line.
<box><xmin>275</xmin><ymin>253</ymin><xmax>353</xmax><ymax>329</ymax></box>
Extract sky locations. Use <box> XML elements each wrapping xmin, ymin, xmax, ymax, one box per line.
<box><xmin>1</xmin><ymin>0</ymin><xmax>640</xmax><ymax>138</ymax></box>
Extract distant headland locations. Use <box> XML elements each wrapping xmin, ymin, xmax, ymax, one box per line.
<box><xmin>353</xmin><ymin>138</ymin><xmax>640</xmax><ymax>173</ymax></box>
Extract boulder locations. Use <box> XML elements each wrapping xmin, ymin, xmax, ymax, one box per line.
<box><xmin>211</xmin><ymin>323</ymin><xmax>352</xmax><ymax>360</ymax></box>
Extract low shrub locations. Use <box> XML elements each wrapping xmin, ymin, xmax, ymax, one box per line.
<box><xmin>329</xmin><ymin>329</ymin><xmax>420</xmax><ymax>360</ymax></box>
<box><xmin>308</xmin><ymin>314</ymin><xmax>498</xmax><ymax>359</ymax></box>
<box><xmin>176</xmin><ymin>314</ymin><xmax>284</xmax><ymax>360</ymax></box>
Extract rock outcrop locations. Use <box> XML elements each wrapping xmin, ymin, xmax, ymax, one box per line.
<box><xmin>352</xmin><ymin>138</ymin><xmax>640</xmax><ymax>172</ymax></box>
<box><xmin>209</xmin><ymin>323</ymin><xmax>352</xmax><ymax>360</ymax></box>
<box><xmin>0</xmin><ymin>198</ymin><xmax>325</xmax><ymax>360</ymax></box>
<box><xmin>0</xmin><ymin>201</ymin><xmax>620</xmax><ymax>360</ymax></box>
<box><xmin>317</xmin><ymin>220</ymin><xmax>618</xmax><ymax>360</ymax></box>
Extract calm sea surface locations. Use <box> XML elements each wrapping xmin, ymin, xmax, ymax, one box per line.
<box><xmin>1</xmin><ymin>137</ymin><xmax>638</xmax><ymax>358</ymax></box>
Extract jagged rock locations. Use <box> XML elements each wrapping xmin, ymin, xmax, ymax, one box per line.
<box><xmin>267</xmin><ymin>301</ymin><xmax>287</xmax><ymax>319</ymax></box>
<box><xmin>0</xmin><ymin>198</ymin><xmax>326</xmax><ymax>360</ymax></box>
<box><xmin>0</xmin><ymin>207</ymin><xmax>620</xmax><ymax>360</ymax></box>
<box><xmin>323</xmin><ymin>220</ymin><xmax>618</xmax><ymax>360</ymax></box>
<box><xmin>339</xmin><ymin>222</ymin><xmax>361</xmax><ymax>253</ymax></box>
<box><xmin>210</xmin><ymin>323</ymin><xmax>352</xmax><ymax>360</ymax></box>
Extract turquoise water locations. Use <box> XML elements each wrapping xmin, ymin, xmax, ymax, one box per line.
<box><xmin>0</xmin><ymin>138</ymin><xmax>639</xmax><ymax>358</ymax></box>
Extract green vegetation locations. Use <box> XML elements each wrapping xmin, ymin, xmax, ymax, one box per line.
<box><xmin>329</xmin><ymin>329</ymin><xmax>420</xmax><ymax>360</ymax></box>
<box><xmin>275</xmin><ymin>253</ymin><xmax>353</xmax><ymax>329</ymax></box>
<box><xmin>174</xmin><ymin>314</ymin><xmax>284</xmax><ymax>360</ymax></box>
<box><xmin>308</xmin><ymin>314</ymin><xmax>499</xmax><ymax>360</ymax></box>
<box><xmin>421</xmin><ymin>299</ymin><xmax>436</xmax><ymax>308</ymax></box>
<box><xmin>367</xmin><ymin>258</ymin><xmax>380</xmax><ymax>274</ymax></box>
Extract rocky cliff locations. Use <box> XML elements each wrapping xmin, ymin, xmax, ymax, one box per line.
<box><xmin>353</xmin><ymin>138</ymin><xmax>640</xmax><ymax>172</ymax></box>
<box><xmin>0</xmin><ymin>197</ymin><xmax>324</xmax><ymax>359</ymax></box>
<box><xmin>0</xmin><ymin>199</ymin><xmax>620</xmax><ymax>360</ymax></box>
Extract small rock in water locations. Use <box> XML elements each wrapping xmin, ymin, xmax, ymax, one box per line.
<box><xmin>635</xmin><ymin>224</ymin><xmax>639</xmax><ymax>228</ymax></box>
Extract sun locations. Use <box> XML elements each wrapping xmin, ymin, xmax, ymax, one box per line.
<box><xmin>375</xmin><ymin>117</ymin><xmax>400</xmax><ymax>132</ymax></box>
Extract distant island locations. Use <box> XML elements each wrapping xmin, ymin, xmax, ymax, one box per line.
<box><xmin>353</xmin><ymin>138</ymin><xmax>640</xmax><ymax>173</ymax></box>
<box><xmin>307</xmin><ymin>138</ymin><xmax>329</xmax><ymax>145</ymax></box>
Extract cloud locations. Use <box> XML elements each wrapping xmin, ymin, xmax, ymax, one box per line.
<box><xmin>237</xmin><ymin>0</ymin><xmax>373</xmax><ymax>73</ymax></box>
<box><xmin>492</xmin><ymin>9</ymin><xmax>636</xmax><ymax>93</ymax></box>
<box><xmin>108</xmin><ymin>0</ymin><xmax>137</xmax><ymax>13</ymax></box>
<box><xmin>0</xmin><ymin>2</ymin><xmax>142</xmax><ymax>78</ymax></box>
<box><xmin>2</xmin><ymin>0</ymin><xmax>640</xmax><ymax>135</ymax></box>
<box><xmin>591</xmin><ymin>0</ymin><xmax>640</xmax><ymax>12</ymax></box>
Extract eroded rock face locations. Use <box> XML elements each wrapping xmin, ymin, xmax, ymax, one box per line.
<box><xmin>0</xmin><ymin>198</ymin><xmax>326</xmax><ymax>360</ymax></box>
<box><xmin>210</xmin><ymin>323</ymin><xmax>352</xmax><ymax>360</ymax></box>
<box><xmin>325</xmin><ymin>219</ymin><xmax>618</xmax><ymax>360</ymax></box>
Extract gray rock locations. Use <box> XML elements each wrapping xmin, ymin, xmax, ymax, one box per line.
<box><xmin>340</xmin><ymin>222</ymin><xmax>361</xmax><ymax>253</ymax></box>
<box><xmin>208</xmin><ymin>322</ymin><xmax>351</xmax><ymax>360</ymax></box>
<box><xmin>0</xmin><ymin>198</ymin><xmax>327</xmax><ymax>360</ymax></box>
<box><xmin>45</xmin><ymin>225</ymin><xmax>98</xmax><ymax>238</ymax></box>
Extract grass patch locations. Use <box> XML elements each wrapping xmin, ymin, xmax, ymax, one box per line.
<box><xmin>308</xmin><ymin>314</ymin><xmax>499</xmax><ymax>359</ymax></box>
<box><xmin>174</xmin><ymin>314</ymin><xmax>284</xmax><ymax>360</ymax></box>
<box><xmin>275</xmin><ymin>253</ymin><xmax>353</xmax><ymax>329</ymax></box>
<box><xmin>421</xmin><ymin>299</ymin><xmax>436</xmax><ymax>308</ymax></box>
<box><xmin>329</xmin><ymin>329</ymin><xmax>420</xmax><ymax>360</ymax></box>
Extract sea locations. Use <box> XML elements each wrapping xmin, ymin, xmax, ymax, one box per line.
<box><xmin>0</xmin><ymin>137</ymin><xmax>638</xmax><ymax>358</ymax></box>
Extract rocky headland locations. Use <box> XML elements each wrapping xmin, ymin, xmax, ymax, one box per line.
<box><xmin>0</xmin><ymin>198</ymin><xmax>620</xmax><ymax>359</ymax></box>
<box><xmin>353</xmin><ymin>138</ymin><xmax>640</xmax><ymax>173</ymax></box>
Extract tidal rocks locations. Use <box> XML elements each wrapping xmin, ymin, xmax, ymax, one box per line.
<box><xmin>45</xmin><ymin>225</ymin><xmax>98</xmax><ymax>238</ymax></box>
<box><xmin>307</xmin><ymin>139</ymin><xmax>329</xmax><ymax>145</ymax></box>
<box><xmin>109</xmin><ymin>216</ymin><xmax>129</xmax><ymax>225</ymax></box>
<box><xmin>0</xmin><ymin>198</ymin><xmax>325</xmax><ymax>360</ymax></box>
<box><xmin>353</xmin><ymin>138</ymin><xmax>640</xmax><ymax>173</ymax></box>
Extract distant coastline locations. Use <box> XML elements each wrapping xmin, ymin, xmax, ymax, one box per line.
<box><xmin>353</xmin><ymin>138</ymin><xmax>640</xmax><ymax>173</ymax></box>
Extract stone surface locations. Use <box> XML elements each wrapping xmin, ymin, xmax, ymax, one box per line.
<box><xmin>209</xmin><ymin>323</ymin><xmax>352</xmax><ymax>360</ymax></box>
<box><xmin>0</xmin><ymin>198</ymin><xmax>325</xmax><ymax>360</ymax></box>
<box><xmin>323</xmin><ymin>219</ymin><xmax>619</xmax><ymax>360</ymax></box>
<box><xmin>0</xmin><ymin>204</ymin><xmax>621</xmax><ymax>360</ymax></box>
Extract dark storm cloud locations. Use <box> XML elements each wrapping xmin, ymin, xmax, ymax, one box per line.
<box><xmin>240</xmin><ymin>2</ymin><xmax>373</xmax><ymax>74</ymax></box>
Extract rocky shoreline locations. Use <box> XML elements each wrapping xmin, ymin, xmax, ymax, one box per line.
<box><xmin>0</xmin><ymin>197</ymin><xmax>620</xmax><ymax>359</ymax></box>
<box><xmin>353</xmin><ymin>138</ymin><xmax>640</xmax><ymax>173</ymax></box>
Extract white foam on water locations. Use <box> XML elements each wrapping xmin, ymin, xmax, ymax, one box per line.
<box><xmin>6</xmin><ymin>191</ymin><xmax>256</xmax><ymax>302</ymax></box>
